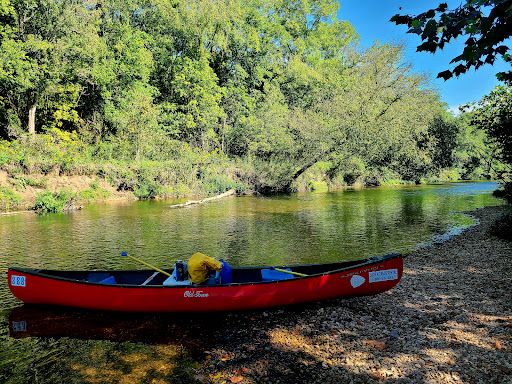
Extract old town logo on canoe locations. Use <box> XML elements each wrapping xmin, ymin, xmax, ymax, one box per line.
<box><xmin>183</xmin><ymin>290</ymin><xmax>209</xmax><ymax>298</ymax></box>
<box><xmin>350</xmin><ymin>275</ymin><xmax>365</xmax><ymax>288</ymax></box>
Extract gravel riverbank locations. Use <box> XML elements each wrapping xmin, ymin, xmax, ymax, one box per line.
<box><xmin>193</xmin><ymin>205</ymin><xmax>512</xmax><ymax>384</ymax></box>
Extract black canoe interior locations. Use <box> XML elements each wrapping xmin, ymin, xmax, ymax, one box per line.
<box><xmin>20</xmin><ymin>254</ymin><xmax>400</xmax><ymax>286</ymax></box>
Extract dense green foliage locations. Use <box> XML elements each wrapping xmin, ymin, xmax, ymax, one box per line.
<box><xmin>489</xmin><ymin>209</ymin><xmax>512</xmax><ymax>241</ymax></box>
<box><xmin>391</xmin><ymin>0</ymin><xmax>512</xmax><ymax>82</ymax></box>
<box><xmin>469</xmin><ymin>85</ymin><xmax>512</xmax><ymax>167</ymax></box>
<box><xmin>493</xmin><ymin>181</ymin><xmax>512</xmax><ymax>203</ymax></box>
<box><xmin>0</xmin><ymin>186</ymin><xmax>20</xmax><ymax>210</ymax></box>
<box><xmin>33</xmin><ymin>190</ymin><xmax>75</xmax><ymax>213</ymax></box>
<box><xmin>0</xmin><ymin>0</ymin><xmax>506</xmax><ymax>203</ymax></box>
<box><xmin>469</xmin><ymin>85</ymin><xmax>512</xmax><ymax>210</ymax></box>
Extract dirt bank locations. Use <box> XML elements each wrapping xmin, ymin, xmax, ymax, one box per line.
<box><xmin>0</xmin><ymin>170</ymin><xmax>132</xmax><ymax>209</ymax></box>
<box><xmin>193</xmin><ymin>205</ymin><xmax>511</xmax><ymax>383</ymax></box>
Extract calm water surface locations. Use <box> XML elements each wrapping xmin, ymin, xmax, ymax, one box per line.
<box><xmin>0</xmin><ymin>181</ymin><xmax>504</xmax><ymax>383</ymax></box>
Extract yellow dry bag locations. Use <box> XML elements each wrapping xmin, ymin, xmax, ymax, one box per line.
<box><xmin>187</xmin><ymin>253</ymin><xmax>223</xmax><ymax>284</ymax></box>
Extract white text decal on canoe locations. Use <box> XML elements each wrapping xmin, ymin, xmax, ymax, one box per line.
<box><xmin>11</xmin><ymin>275</ymin><xmax>26</xmax><ymax>287</ymax></box>
<box><xmin>184</xmin><ymin>290</ymin><xmax>209</xmax><ymax>298</ymax></box>
<box><xmin>369</xmin><ymin>269</ymin><xmax>398</xmax><ymax>283</ymax></box>
<box><xmin>345</xmin><ymin>265</ymin><xmax>380</xmax><ymax>277</ymax></box>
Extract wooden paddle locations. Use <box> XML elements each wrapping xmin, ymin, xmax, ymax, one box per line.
<box><xmin>122</xmin><ymin>252</ymin><xmax>172</xmax><ymax>277</ymax></box>
<box><xmin>270</xmin><ymin>266</ymin><xmax>308</xmax><ymax>277</ymax></box>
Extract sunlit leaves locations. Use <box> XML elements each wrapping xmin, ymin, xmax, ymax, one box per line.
<box><xmin>390</xmin><ymin>0</ymin><xmax>512</xmax><ymax>82</ymax></box>
<box><xmin>247</xmin><ymin>41</ymin><xmax>442</xmax><ymax>189</ymax></box>
<box><xmin>105</xmin><ymin>82</ymin><xmax>160</xmax><ymax>161</ymax></box>
<box><xmin>470</xmin><ymin>85</ymin><xmax>512</xmax><ymax>165</ymax></box>
<box><xmin>0</xmin><ymin>0</ymin><xmax>462</xmax><ymax>190</ymax></box>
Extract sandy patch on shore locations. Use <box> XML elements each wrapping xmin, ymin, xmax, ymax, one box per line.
<box><xmin>195</xmin><ymin>205</ymin><xmax>511</xmax><ymax>383</ymax></box>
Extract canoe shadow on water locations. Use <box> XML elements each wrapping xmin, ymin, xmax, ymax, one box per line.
<box><xmin>9</xmin><ymin>304</ymin><xmax>236</xmax><ymax>347</ymax></box>
<box><xmin>8</xmin><ymin>304</ymin><xmax>263</xmax><ymax>354</ymax></box>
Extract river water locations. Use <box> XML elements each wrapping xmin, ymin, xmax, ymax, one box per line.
<box><xmin>0</xmin><ymin>181</ymin><xmax>505</xmax><ymax>382</ymax></box>
<box><xmin>0</xmin><ymin>181</ymin><xmax>504</xmax><ymax>310</ymax></box>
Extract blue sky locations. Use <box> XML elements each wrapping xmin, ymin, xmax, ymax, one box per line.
<box><xmin>337</xmin><ymin>0</ymin><xmax>509</xmax><ymax>111</ymax></box>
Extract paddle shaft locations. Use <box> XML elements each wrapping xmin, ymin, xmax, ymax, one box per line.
<box><xmin>273</xmin><ymin>267</ymin><xmax>308</xmax><ymax>277</ymax></box>
<box><xmin>125</xmin><ymin>254</ymin><xmax>172</xmax><ymax>277</ymax></box>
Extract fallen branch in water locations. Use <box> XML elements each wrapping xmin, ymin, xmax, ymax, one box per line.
<box><xmin>170</xmin><ymin>189</ymin><xmax>236</xmax><ymax>209</ymax></box>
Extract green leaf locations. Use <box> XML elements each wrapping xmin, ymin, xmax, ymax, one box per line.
<box><xmin>437</xmin><ymin>70</ymin><xmax>453</xmax><ymax>80</ymax></box>
<box><xmin>423</xmin><ymin>20</ymin><xmax>438</xmax><ymax>37</ymax></box>
<box><xmin>389</xmin><ymin>15</ymin><xmax>411</xmax><ymax>25</ymax></box>
<box><xmin>465</xmin><ymin>24</ymin><xmax>478</xmax><ymax>34</ymax></box>
<box><xmin>426</xmin><ymin>9</ymin><xmax>436</xmax><ymax>18</ymax></box>
<box><xmin>437</xmin><ymin>3</ymin><xmax>448</xmax><ymax>12</ymax></box>
<box><xmin>417</xmin><ymin>42</ymin><xmax>437</xmax><ymax>53</ymax></box>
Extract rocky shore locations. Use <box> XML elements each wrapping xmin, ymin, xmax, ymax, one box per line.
<box><xmin>193</xmin><ymin>205</ymin><xmax>511</xmax><ymax>384</ymax></box>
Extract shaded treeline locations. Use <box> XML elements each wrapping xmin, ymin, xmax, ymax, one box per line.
<box><xmin>0</xmin><ymin>0</ymin><xmax>503</xmax><ymax>197</ymax></box>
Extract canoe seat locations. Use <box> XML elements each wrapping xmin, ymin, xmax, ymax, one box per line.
<box><xmin>261</xmin><ymin>268</ymin><xmax>294</xmax><ymax>282</ymax></box>
<box><xmin>87</xmin><ymin>273</ymin><xmax>111</xmax><ymax>283</ymax></box>
<box><xmin>162</xmin><ymin>271</ymin><xmax>221</xmax><ymax>286</ymax></box>
<box><xmin>163</xmin><ymin>275</ymin><xmax>192</xmax><ymax>286</ymax></box>
<box><xmin>97</xmin><ymin>275</ymin><xmax>117</xmax><ymax>284</ymax></box>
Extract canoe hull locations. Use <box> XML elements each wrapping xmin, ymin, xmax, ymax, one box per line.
<box><xmin>8</xmin><ymin>255</ymin><xmax>402</xmax><ymax>312</ymax></box>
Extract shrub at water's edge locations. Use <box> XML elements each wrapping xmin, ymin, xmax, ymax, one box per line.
<box><xmin>0</xmin><ymin>125</ymin><xmax>508</xmax><ymax>212</ymax></box>
<box><xmin>493</xmin><ymin>182</ymin><xmax>512</xmax><ymax>204</ymax></box>
<box><xmin>489</xmin><ymin>182</ymin><xmax>512</xmax><ymax>241</ymax></box>
<box><xmin>33</xmin><ymin>190</ymin><xmax>76</xmax><ymax>214</ymax></box>
<box><xmin>489</xmin><ymin>208</ymin><xmax>512</xmax><ymax>242</ymax></box>
<box><xmin>0</xmin><ymin>187</ymin><xmax>22</xmax><ymax>211</ymax></box>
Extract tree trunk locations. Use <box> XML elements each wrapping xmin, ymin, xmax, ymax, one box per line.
<box><xmin>283</xmin><ymin>159</ymin><xmax>320</xmax><ymax>191</ymax></box>
<box><xmin>280</xmin><ymin>146</ymin><xmax>341</xmax><ymax>192</ymax></box>
<box><xmin>28</xmin><ymin>103</ymin><xmax>37</xmax><ymax>135</ymax></box>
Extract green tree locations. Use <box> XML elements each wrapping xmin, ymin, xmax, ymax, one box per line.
<box><xmin>249</xmin><ymin>43</ymin><xmax>442</xmax><ymax>191</ymax></box>
<box><xmin>427</xmin><ymin>110</ymin><xmax>500</xmax><ymax>179</ymax></box>
<box><xmin>390</xmin><ymin>0</ymin><xmax>512</xmax><ymax>82</ymax></box>
<box><xmin>0</xmin><ymin>0</ymin><xmax>54</xmax><ymax>135</ymax></box>
<box><xmin>104</xmin><ymin>83</ymin><xmax>159</xmax><ymax>162</ymax></box>
<box><xmin>469</xmin><ymin>85</ymin><xmax>512</xmax><ymax>167</ymax></box>
<box><xmin>429</xmin><ymin>113</ymin><xmax>459</xmax><ymax>170</ymax></box>
<box><xmin>454</xmin><ymin>112</ymin><xmax>500</xmax><ymax>179</ymax></box>
<box><xmin>0</xmin><ymin>0</ymin><xmax>91</xmax><ymax>137</ymax></box>
<box><xmin>141</xmin><ymin>0</ymin><xmax>357</xmax><ymax>151</ymax></box>
<box><xmin>57</xmin><ymin>1</ymin><xmax>162</xmax><ymax>153</ymax></box>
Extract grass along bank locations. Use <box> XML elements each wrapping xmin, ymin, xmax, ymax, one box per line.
<box><xmin>0</xmin><ymin>130</ymin><xmax>506</xmax><ymax>213</ymax></box>
<box><xmin>0</xmin><ymin>164</ymin><xmax>487</xmax><ymax>214</ymax></box>
<box><xmin>0</xmin><ymin>132</ymin><xmax>250</xmax><ymax>212</ymax></box>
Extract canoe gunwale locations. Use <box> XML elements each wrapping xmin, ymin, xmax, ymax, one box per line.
<box><xmin>7</xmin><ymin>253</ymin><xmax>402</xmax><ymax>288</ymax></box>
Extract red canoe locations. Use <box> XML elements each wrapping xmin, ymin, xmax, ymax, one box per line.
<box><xmin>8</xmin><ymin>253</ymin><xmax>403</xmax><ymax>312</ymax></box>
